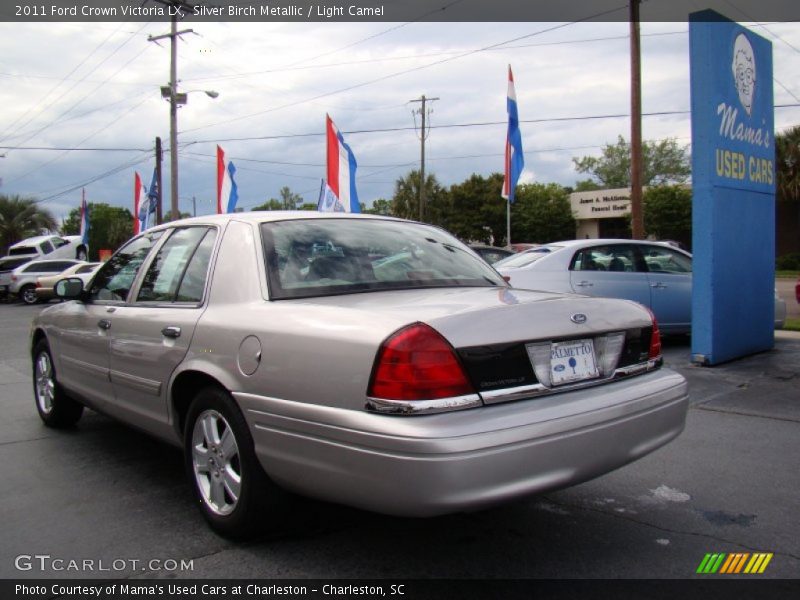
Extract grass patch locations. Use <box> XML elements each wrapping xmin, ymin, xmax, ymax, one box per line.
<box><xmin>783</xmin><ymin>317</ymin><xmax>800</xmax><ymax>332</ymax></box>
<box><xmin>776</xmin><ymin>270</ymin><xmax>800</xmax><ymax>279</ymax></box>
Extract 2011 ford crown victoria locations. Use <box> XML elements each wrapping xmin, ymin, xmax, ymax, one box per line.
<box><xmin>31</xmin><ymin>213</ymin><xmax>688</xmax><ymax>538</ymax></box>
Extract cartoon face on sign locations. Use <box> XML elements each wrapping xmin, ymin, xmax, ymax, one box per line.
<box><xmin>732</xmin><ymin>33</ymin><xmax>756</xmax><ymax>116</ymax></box>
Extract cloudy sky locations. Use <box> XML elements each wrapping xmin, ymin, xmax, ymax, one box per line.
<box><xmin>0</xmin><ymin>6</ymin><xmax>798</xmax><ymax>222</ymax></box>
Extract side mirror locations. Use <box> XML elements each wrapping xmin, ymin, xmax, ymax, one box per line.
<box><xmin>54</xmin><ymin>277</ymin><xmax>85</xmax><ymax>300</ymax></box>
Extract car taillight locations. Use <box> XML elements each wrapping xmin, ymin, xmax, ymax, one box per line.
<box><xmin>648</xmin><ymin>312</ymin><xmax>662</xmax><ymax>360</ymax></box>
<box><xmin>369</xmin><ymin>323</ymin><xmax>475</xmax><ymax>401</ymax></box>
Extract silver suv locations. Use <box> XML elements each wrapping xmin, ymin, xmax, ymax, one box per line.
<box><xmin>3</xmin><ymin>259</ymin><xmax>82</xmax><ymax>304</ymax></box>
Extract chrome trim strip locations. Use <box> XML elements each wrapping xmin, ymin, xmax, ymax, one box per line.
<box><xmin>365</xmin><ymin>394</ymin><xmax>483</xmax><ymax>415</ymax></box>
<box><xmin>480</xmin><ymin>358</ymin><xmax>662</xmax><ymax>405</ymax></box>
<box><xmin>110</xmin><ymin>369</ymin><xmax>162</xmax><ymax>396</ymax></box>
<box><xmin>61</xmin><ymin>354</ymin><xmax>109</xmax><ymax>379</ymax></box>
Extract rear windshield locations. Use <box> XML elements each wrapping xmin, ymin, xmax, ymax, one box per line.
<box><xmin>261</xmin><ymin>218</ymin><xmax>506</xmax><ymax>300</ymax></box>
<box><xmin>7</xmin><ymin>247</ymin><xmax>37</xmax><ymax>256</ymax></box>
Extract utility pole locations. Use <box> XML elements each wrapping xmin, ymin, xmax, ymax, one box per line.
<box><xmin>629</xmin><ymin>0</ymin><xmax>645</xmax><ymax>239</ymax></box>
<box><xmin>410</xmin><ymin>95</ymin><xmax>438</xmax><ymax>222</ymax></box>
<box><xmin>155</xmin><ymin>136</ymin><xmax>164</xmax><ymax>224</ymax></box>
<box><xmin>149</xmin><ymin>1</ymin><xmax>195</xmax><ymax>223</ymax></box>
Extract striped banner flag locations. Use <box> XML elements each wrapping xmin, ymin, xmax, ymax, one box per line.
<box><xmin>501</xmin><ymin>65</ymin><xmax>525</xmax><ymax>203</ymax></box>
<box><xmin>325</xmin><ymin>114</ymin><xmax>360</xmax><ymax>213</ymax></box>
<box><xmin>217</xmin><ymin>145</ymin><xmax>239</xmax><ymax>214</ymax></box>
<box><xmin>133</xmin><ymin>172</ymin><xmax>146</xmax><ymax>234</ymax></box>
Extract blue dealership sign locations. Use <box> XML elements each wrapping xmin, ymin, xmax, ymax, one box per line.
<box><xmin>690</xmin><ymin>10</ymin><xmax>775</xmax><ymax>365</ymax></box>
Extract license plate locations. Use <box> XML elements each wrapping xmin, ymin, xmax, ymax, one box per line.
<box><xmin>0</xmin><ymin>285</ymin><xmax>7</xmax><ymax>292</ymax></box>
<box><xmin>550</xmin><ymin>339</ymin><xmax>599</xmax><ymax>385</ymax></box>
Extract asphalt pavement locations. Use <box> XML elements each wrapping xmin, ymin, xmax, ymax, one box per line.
<box><xmin>0</xmin><ymin>302</ymin><xmax>798</xmax><ymax>584</ymax></box>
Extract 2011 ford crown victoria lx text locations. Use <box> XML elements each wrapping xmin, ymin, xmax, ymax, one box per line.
<box><xmin>31</xmin><ymin>213</ymin><xmax>688</xmax><ymax>538</ymax></box>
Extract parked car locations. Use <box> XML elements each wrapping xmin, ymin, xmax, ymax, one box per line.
<box><xmin>469</xmin><ymin>244</ymin><xmax>515</xmax><ymax>265</ymax></box>
<box><xmin>6</xmin><ymin>234</ymin><xmax>88</xmax><ymax>261</ymax></box>
<box><xmin>32</xmin><ymin>214</ymin><xmax>688</xmax><ymax>538</ymax></box>
<box><xmin>35</xmin><ymin>262</ymin><xmax>102</xmax><ymax>301</ymax></box>
<box><xmin>796</xmin><ymin>277</ymin><xmax>800</xmax><ymax>304</ymax></box>
<box><xmin>496</xmin><ymin>239</ymin><xmax>785</xmax><ymax>334</ymax></box>
<box><xmin>6</xmin><ymin>259</ymin><xmax>83</xmax><ymax>304</ymax></box>
<box><xmin>0</xmin><ymin>256</ymin><xmax>35</xmax><ymax>301</ymax></box>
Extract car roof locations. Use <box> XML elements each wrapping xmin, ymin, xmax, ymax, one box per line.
<box><xmin>15</xmin><ymin>258</ymin><xmax>79</xmax><ymax>268</ymax></box>
<box><xmin>8</xmin><ymin>234</ymin><xmax>63</xmax><ymax>246</ymax></box>
<box><xmin>144</xmin><ymin>212</ymin><xmax>407</xmax><ymax>233</ymax></box>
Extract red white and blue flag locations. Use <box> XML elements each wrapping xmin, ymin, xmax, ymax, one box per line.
<box><xmin>502</xmin><ymin>65</ymin><xmax>525</xmax><ymax>203</ymax></box>
<box><xmin>324</xmin><ymin>114</ymin><xmax>360</xmax><ymax>213</ymax></box>
<box><xmin>133</xmin><ymin>172</ymin><xmax>146</xmax><ymax>235</ymax></box>
<box><xmin>79</xmin><ymin>189</ymin><xmax>89</xmax><ymax>246</ymax></box>
<box><xmin>217</xmin><ymin>145</ymin><xmax>239</xmax><ymax>214</ymax></box>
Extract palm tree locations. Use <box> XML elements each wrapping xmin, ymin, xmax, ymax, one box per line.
<box><xmin>776</xmin><ymin>125</ymin><xmax>800</xmax><ymax>202</ymax></box>
<box><xmin>0</xmin><ymin>195</ymin><xmax>57</xmax><ymax>255</ymax></box>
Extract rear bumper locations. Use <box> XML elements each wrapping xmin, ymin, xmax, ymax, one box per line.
<box><xmin>236</xmin><ymin>368</ymin><xmax>688</xmax><ymax>516</ymax></box>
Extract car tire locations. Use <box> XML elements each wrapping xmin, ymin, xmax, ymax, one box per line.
<box><xmin>32</xmin><ymin>339</ymin><xmax>84</xmax><ymax>428</ymax></box>
<box><xmin>20</xmin><ymin>284</ymin><xmax>40</xmax><ymax>305</ymax></box>
<box><xmin>76</xmin><ymin>247</ymin><xmax>88</xmax><ymax>261</ymax></box>
<box><xmin>184</xmin><ymin>387</ymin><xmax>286</xmax><ymax>539</ymax></box>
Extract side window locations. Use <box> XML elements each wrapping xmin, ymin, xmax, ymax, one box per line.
<box><xmin>642</xmin><ymin>246</ymin><xmax>693</xmax><ymax>274</ymax></box>
<box><xmin>89</xmin><ymin>232</ymin><xmax>164</xmax><ymax>302</ymax></box>
<box><xmin>39</xmin><ymin>241</ymin><xmax>54</xmax><ymax>255</ymax></box>
<box><xmin>176</xmin><ymin>229</ymin><xmax>217</xmax><ymax>302</ymax></box>
<box><xmin>137</xmin><ymin>227</ymin><xmax>214</xmax><ymax>303</ymax></box>
<box><xmin>570</xmin><ymin>245</ymin><xmax>642</xmax><ymax>273</ymax></box>
<box><xmin>52</xmin><ymin>237</ymin><xmax>69</xmax><ymax>248</ymax></box>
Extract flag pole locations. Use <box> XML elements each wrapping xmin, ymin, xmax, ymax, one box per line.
<box><xmin>507</xmin><ymin>198</ymin><xmax>511</xmax><ymax>248</ymax></box>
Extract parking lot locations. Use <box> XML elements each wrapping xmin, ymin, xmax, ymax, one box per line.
<box><xmin>1</xmin><ymin>302</ymin><xmax>798</xmax><ymax>582</ymax></box>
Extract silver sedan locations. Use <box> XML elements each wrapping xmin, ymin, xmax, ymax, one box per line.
<box><xmin>31</xmin><ymin>213</ymin><xmax>688</xmax><ymax>538</ymax></box>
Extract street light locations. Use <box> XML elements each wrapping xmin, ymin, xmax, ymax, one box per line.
<box><xmin>161</xmin><ymin>84</ymin><xmax>219</xmax><ymax>221</ymax></box>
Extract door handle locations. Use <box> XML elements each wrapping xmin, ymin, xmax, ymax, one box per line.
<box><xmin>574</xmin><ymin>281</ymin><xmax>593</xmax><ymax>288</ymax></box>
<box><xmin>650</xmin><ymin>282</ymin><xmax>667</xmax><ymax>289</ymax></box>
<box><xmin>97</xmin><ymin>319</ymin><xmax>111</xmax><ymax>330</ymax></box>
<box><xmin>161</xmin><ymin>326</ymin><xmax>181</xmax><ymax>339</ymax></box>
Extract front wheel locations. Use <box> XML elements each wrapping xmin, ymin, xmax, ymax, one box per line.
<box><xmin>184</xmin><ymin>387</ymin><xmax>286</xmax><ymax>539</ymax></box>
<box><xmin>32</xmin><ymin>340</ymin><xmax>84</xmax><ymax>427</ymax></box>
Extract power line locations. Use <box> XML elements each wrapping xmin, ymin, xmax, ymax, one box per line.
<box><xmin>180</xmin><ymin>4</ymin><xmax>629</xmax><ymax>136</ymax></box>
<box><xmin>183</xmin><ymin>30</ymin><xmax>687</xmax><ymax>84</ymax></box>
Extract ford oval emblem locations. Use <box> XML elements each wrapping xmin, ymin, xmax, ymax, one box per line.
<box><xmin>554</xmin><ymin>364</ymin><xmax>566</xmax><ymax>372</ymax></box>
<box><xmin>570</xmin><ymin>313</ymin><xmax>588</xmax><ymax>324</ymax></box>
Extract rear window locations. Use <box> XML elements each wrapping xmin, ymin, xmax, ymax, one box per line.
<box><xmin>261</xmin><ymin>218</ymin><xmax>505</xmax><ymax>300</ymax></box>
<box><xmin>0</xmin><ymin>257</ymin><xmax>33</xmax><ymax>271</ymax></box>
<box><xmin>7</xmin><ymin>247</ymin><xmax>37</xmax><ymax>256</ymax></box>
<box><xmin>494</xmin><ymin>245</ymin><xmax>563</xmax><ymax>269</ymax></box>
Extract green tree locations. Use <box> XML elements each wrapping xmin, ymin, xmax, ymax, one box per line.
<box><xmin>642</xmin><ymin>185</ymin><xmax>693</xmax><ymax>249</ymax></box>
<box><xmin>251</xmin><ymin>199</ymin><xmax>284</xmax><ymax>211</ymax></box>
<box><xmin>62</xmin><ymin>202</ymin><xmax>133</xmax><ymax>260</ymax></box>
<box><xmin>298</xmin><ymin>203</ymin><xmax>318</xmax><ymax>211</ymax></box>
<box><xmin>511</xmin><ymin>183</ymin><xmax>576</xmax><ymax>243</ymax></box>
<box><xmin>365</xmin><ymin>198</ymin><xmax>393</xmax><ymax>216</ymax></box>
<box><xmin>391</xmin><ymin>170</ymin><xmax>449</xmax><ymax>226</ymax></box>
<box><xmin>776</xmin><ymin>125</ymin><xmax>800</xmax><ymax>203</ymax></box>
<box><xmin>0</xmin><ymin>195</ymin><xmax>57</xmax><ymax>255</ymax></box>
<box><xmin>279</xmin><ymin>186</ymin><xmax>303</xmax><ymax>209</ymax></box>
<box><xmin>573</xmin><ymin>135</ymin><xmax>690</xmax><ymax>188</ymax></box>
<box><xmin>447</xmin><ymin>173</ymin><xmax>506</xmax><ymax>245</ymax></box>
